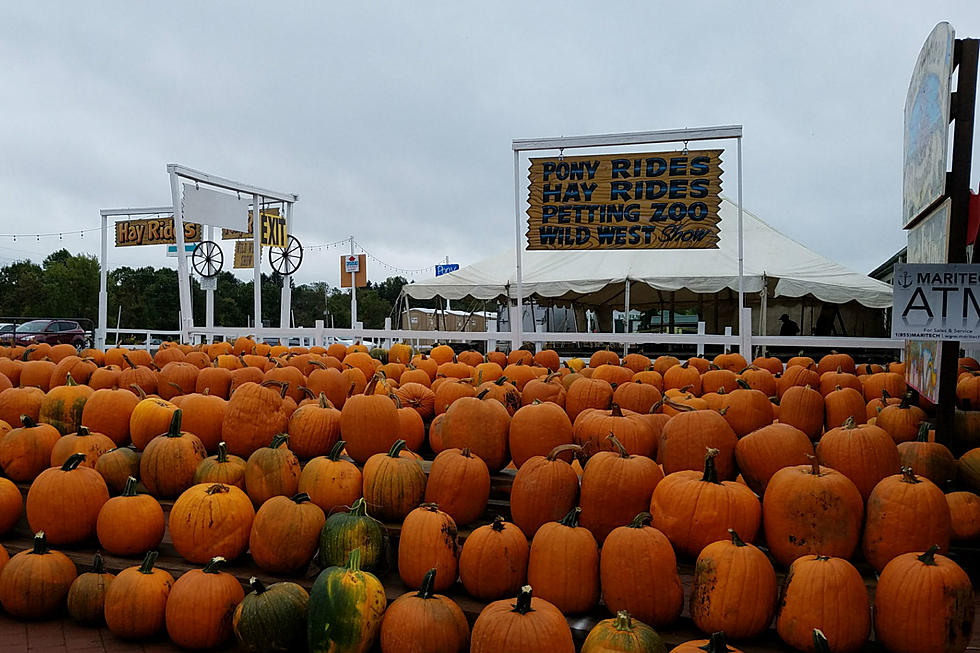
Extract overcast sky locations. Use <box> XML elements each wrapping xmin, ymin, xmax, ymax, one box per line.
<box><xmin>1</xmin><ymin>2</ymin><xmax>979</xmax><ymax>288</ymax></box>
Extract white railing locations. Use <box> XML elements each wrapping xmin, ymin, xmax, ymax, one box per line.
<box><xmin>104</xmin><ymin>329</ymin><xmax>182</xmax><ymax>350</ymax></box>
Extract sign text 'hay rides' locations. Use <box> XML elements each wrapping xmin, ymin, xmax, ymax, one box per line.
<box><xmin>526</xmin><ymin>150</ymin><xmax>723</xmax><ymax>250</ymax></box>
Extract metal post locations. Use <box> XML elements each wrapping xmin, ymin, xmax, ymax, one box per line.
<box><xmin>623</xmin><ymin>280</ymin><xmax>631</xmax><ymax>358</ymax></box>
<box><xmin>736</xmin><ymin>136</ymin><xmax>746</xmax><ymax>358</ymax></box>
<box><xmin>252</xmin><ymin>194</ymin><xmax>262</xmax><ymax>339</ymax></box>
<box><xmin>760</xmin><ymin>274</ymin><xmax>768</xmax><ymax>356</ymax></box>
<box><xmin>280</xmin><ymin>202</ymin><xmax>293</xmax><ymax>329</ymax></box>
<box><xmin>512</xmin><ymin>149</ymin><xmax>524</xmax><ymax>351</ymax></box>
<box><xmin>696</xmin><ymin>321</ymin><xmax>706</xmax><ymax>357</ymax></box>
<box><xmin>97</xmin><ymin>213</ymin><xmax>108</xmax><ymax>350</ymax></box>
<box><xmin>349</xmin><ymin>237</ymin><xmax>358</xmax><ymax>329</ymax></box>
<box><xmin>169</xmin><ymin>172</ymin><xmax>194</xmax><ymax>342</ymax></box>
<box><xmin>205</xmin><ymin>225</ymin><xmax>215</xmax><ymax>343</ymax></box>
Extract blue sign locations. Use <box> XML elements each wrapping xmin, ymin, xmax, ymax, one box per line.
<box><xmin>435</xmin><ymin>263</ymin><xmax>459</xmax><ymax>276</ymax></box>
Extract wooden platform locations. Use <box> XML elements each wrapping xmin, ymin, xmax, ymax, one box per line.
<box><xmin>2</xmin><ymin>475</ymin><xmax>978</xmax><ymax>652</ymax></box>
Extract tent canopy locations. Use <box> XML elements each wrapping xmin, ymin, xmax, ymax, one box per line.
<box><xmin>403</xmin><ymin>199</ymin><xmax>892</xmax><ymax>310</ymax></box>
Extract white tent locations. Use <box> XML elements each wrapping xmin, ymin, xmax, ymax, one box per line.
<box><xmin>403</xmin><ymin>199</ymin><xmax>892</xmax><ymax>310</ymax></box>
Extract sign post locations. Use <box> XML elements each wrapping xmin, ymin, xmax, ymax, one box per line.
<box><xmin>341</xmin><ymin>249</ymin><xmax>367</xmax><ymax>328</ymax></box>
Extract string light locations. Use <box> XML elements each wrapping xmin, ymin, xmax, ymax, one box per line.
<box><xmin>1</xmin><ymin>226</ymin><xmax>102</xmax><ymax>240</ymax></box>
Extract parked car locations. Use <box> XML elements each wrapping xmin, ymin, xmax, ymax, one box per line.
<box><xmin>0</xmin><ymin>319</ymin><xmax>89</xmax><ymax>348</ymax></box>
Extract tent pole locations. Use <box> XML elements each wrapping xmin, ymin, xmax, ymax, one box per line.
<box><xmin>623</xmin><ymin>280</ymin><xmax>631</xmax><ymax>358</ymax></box>
<box><xmin>512</xmin><ymin>150</ymin><xmax>524</xmax><ymax>352</ymax></box>
<box><xmin>736</xmin><ymin>136</ymin><xmax>746</xmax><ymax>358</ymax></box>
<box><xmin>760</xmin><ymin>274</ymin><xmax>768</xmax><ymax>356</ymax></box>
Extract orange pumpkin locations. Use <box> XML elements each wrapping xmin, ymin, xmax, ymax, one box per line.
<box><xmin>96</xmin><ymin>476</ymin><xmax>165</xmax><ymax>556</ymax></box>
<box><xmin>527</xmin><ymin>507</ymin><xmax>599</xmax><ymax>614</ymax></box>
<box><xmin>459</xmin><ymin>516</ymin><xmax>529</xmax><ymax>602</ymax></box>
<box><xmin>248</xmin><ymin>492</ymin><xmax>325</xmax><ymax>574</ymax></box>
<box><xmin>26</xmin><ymin>453</ymin><xmax>109</xmax><ymax>545</ymax></box>
<box><xmin>298</xmin><ymin>439</ymin><xmax>362</xmax><ymax>515</ymax></box>
<box><xmin>243</xmin><ymin>433</ymin><xmax>301</xmax><ymax>505</ymax></box>
<box><xmin>398</xmin><ymin>504</ymin><xmax>460</xmax><ymax>592</ymax></box>
<box><xmin>165</xmin><ymin>557</ymin><xmax>245</xmax><ymax>650</ymax></box>
<box><xmin>169</xmin><ymin>483</ymin><xmax>255</xmax><ymax>563</ymax></box>
<box><xmin>424</xmin><ymin>448</ymin><xmax>490</xmax><ymax>526</ymax></box>
<box><xmin>510</xmin><ymin>444</ymin><xmax>581</xmax><ymax>538</ymax></box>
<box><xmin>362</xmin><ymin>439</ymin><xmax>426</xmax><ymax>522</ymax></box>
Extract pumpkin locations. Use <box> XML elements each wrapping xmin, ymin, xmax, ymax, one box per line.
<box><xmin>433</xmin><ymin>378</ymin><xmax>475</xmax><ymax>415</ymax></box>
<box><xmin>823</xmin><ymin>385</ymin><xmax>867</xmax><ymax>429</ymax></box>
<box><xmin>0</xmin><ymin>385</ymin><xmax>45</xmax><ymax>426</ymax></box>
<box><xmin>139</xmin><ymin>409</ymin><xmax>207</xmax><ymax>497</ymax></box>
<box><xmin>287</xmin><ymin>393</ymin><xmax>341</xmax><ymax>459</ymax></box>
<box><xmin>947</xmin><ymin>491</ymin><xmax>980</xmax><ymax>540</ymax></box>
<box><xmin>19</xmin><ymin>359</ymin><xmax>55</xmax><ymax>391</ymax></box>
<box><xmin>249</xmin><ymin>492</ymin><xmax>325</xmax><ymax>574</ymax></box>
<box><xmin>717</xmin><ymin>380</ymin><xmax>773</xmax><ymax>437</ymax></box>
<box><xmin>662</xmin><ymin>361</ymin><xmax>701</xmax><ymax>395</ymax></box>
<box><xmin>510</xmin><ymin>443</ymin><xmax>581</xmax><ymax>538</ymax></box>
<box><xmin>37</xmin><ymin>373</ymin><xmax>93</xmax><ymax>434</ymax></box>
<box><xmin>592</xmin><ymin>363</ymin><xmax>634</xmax><ymax>388</ymax></box>
<box><xmin>574</xmin><ymin>403</ymin><xmax>657</xmax><ymax>458</ymax></box>
<box><xmin>658</xmin><ymin>409</ymin><xmax>739</xmax><ymax>480</ymax></box>
<box><xmin>580</xmin><ymin>435</ymin><xmax>664</xmax><ymax>544</ymax></box>
<box><xmin>424</xmin><ymin>447</ymin><xmax>490</xmax><ymax>525</ymax></box>
<box><xmin>861</xmin><ymin>467</ymin><xmax>951</xmax><ymax>571</ymax></box>
<box><xmin>169</xmin><ymin>482</ymin><xmax>255</xmax><ymax>563</ymax></box>
<box><xmin>874</xmin><ymin>546</ymin><xmax>975</xmax><ymax>653</ymax></box>
<box><xmin>195</xmin><ymin>365</ymin><xmax>233</xmax><ymax>398</ymax></box>
<box><xmin>336</xmin><ymin>375</ymin><xmax>400</xmax><ymax>465</ymax></box>
<box><xmin>67</xmin><ymin>552</ymin><xmax>114</xmax><ymax>625</ymax></box>
<box><xmin>670</xmin><ymin>632</ymin><xmax>744</xmax><ymax>653</ymax></box>
<box><xmin>81</xmin><ymin>386</ymin><xmax>140</xmax><ymax>446</ymax></box>
<box><xmin>233</xmin><ymin>577</ymin><xmax>309</xmax><ymax>653</ymax></box>
<box><xmin>691</xmin><ymin>529</ymin><xmax>776</xmax><ymax>638</ymax></box>
<box><xmin>739</xmin><ymin>365</ymin><xmax>778</xmax><ymax>396</ymax></box>
<box><xmin>317</xmin><ymin>496</ymin><xmax>388</xmax><ymax>572</ymax></box>
<box><xmin>440</xmin><ymin>393</ymin><xmax>511</xmax><ymax>472</ymax></box>
<box><xmin>129</xmin><ymin>394</ymin><xmax>178</xmax><ymax>450</ymax></box>
<box><xmin>243</xmin><ymin>432</ymin><xmax>301</xmax><ymax>504</ymax></box>
<box><xmin>582</xmin><ymin>611</ymin><xmax>666</xmax><ymax>653</ymax></box>
<box><xmin>961</xmin><ymin>447</ymin><xmax>980</xmax><ymax>493</ymax></box>
<box><xmin>362</xmin><ymin>439</ymin><xmax>427</xmax><ymax>522</ymax></box>
<box><xmin>762</xmin><ymin>456</ymin><xmax>863</xmax><ymax>566</ymax></box>
<box><xmin>0</xmin><ymin>414</ymin><xmax>60</xmax><ymax>481</ymax></box>
<box><xmin>898</xmin><ymin>422</ymin><xmax>957</xmax><ymax>488</ymax></box>
<box><xmin>299</xmin><ymin>439</ymin><xmax>362</xmax><ymax>515</ymax></box>
<box><xmin>777</xmin><ymin>384</ymin><xmax>824</xmax><ymax>440</ymax></box>
<box><xmin>172</xmin><ymin>390</ymin><xmax>226</xmax><ymax>452</ymax></box>
<box><xmin>459</xmin><ymin>516</ymin><xmax>529</xmax><ymax>601</ymax></box>
<box><xmin>470</xmin><ymin>585</ymin><xmax>575</xmax><ymax>653</ymax></box>
<box><xmin>165</xmin><ymin>557</ymin><xmax>245</xmax><ymax>649</ymax></box>
<box><xmin>87</xmin><ymin>365</ymin><xmax>123</xmax><ymax>391</ymax></box>
<box><xmin>96</xmin><ymin>476</ymin><xmax>166</xmax><ymax>556</ymax></box>
<box><xmin>308</xmin><ymin>548</ymin><xmax>387</xmax><ymax>653</ymax></box>
<box><xmin>509</xmin><ymin>399</ymin><xmax>574</xmax><ymax>467</ymax></box>
<box><xmin>0</xmin><ymin>476</ymin><xmax>23</xmax><ymax>535</ymax></box>
<box><xmin>119</xmin><ymin>358</ymin><xmax>157</xmax><ymax>396</ymax></box>
<box><xmin>49</xmin><ymin>425</ymin><xmax>114</xmax><ymax>469</ymax></box>
<box><xmin>380</xmin><ymin>568</ymin><xmax>470</xmax><ymax>653</ymax></box>
<box><xmin>527</xmin><ymin>507</ymin><xmax>600</xmax><ymax>614</ymax></box>
<box><xmin>600</xmin><ymin>512</ymin><xmax>683</xmax><ymax>627</ymax></box>
<box><xmin>0</xmin><ymin>531</ymin><xmax>77</xmax><ymax>619</ymax></box>
<box><xmin>521</xmin><ymin>373</ymin><xmax>567</xmax><ymax>407</ymax></box>
<box><xmin>650</xmin><ymin>448</ymin><xmax>761</xmax><ymax>558</ymax></box>
<box><xmin>862</xmin><ymin>371</ymin><xmax>906</xmax><ymax>402</ymax></box>
<box><xmin>221</xmin><ymin>381</ymin><xmax>290</xmax><ymax>457</ymax></box>
<box><xmin>26</xmin><ymin>453</ymin><xmax>109</xmax><ymax>545</ymax></box>
<box><xmin>566</xmin><ymin>377</ymin><xmax>615</xmax><ymax>421</ymax></box>
<box><xmin>774</xmin><ymin>555</ymin><xmax>869</xmax><ymax>653</ymax></box>
<box><xmin>734</xmin><ymin>422</ymin><xmax>814</xmax><ymax>495</ymax></box>
<box><xmin>398</xmin><ymin>503</ymin><xmax>460</xmax><ymax>592</ymax></box>
<box><xmin>778</xmin><ymin>365</ymin><xmax>820</xmax><ymax>398</ymax></box>
<box><xmin>193</xmin><ymin>440</ymin><xmax>247</xmax><ymax>488</ymax></box>
<box><xmin>815</xmin><ymin>416</ymin><xmax>901</xmax><ymax>501</ymax></box>
<box><xmin>157</xmin><ymin>361</ymin><xmax>200</xmax><ymax>400</ymax></box>
<box><xmin>818</xmin><ymin>367</ymin><xmax>863</xmax><ymax>397</ymax></box>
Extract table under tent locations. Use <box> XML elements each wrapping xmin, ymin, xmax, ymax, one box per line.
<box><xmin>401</xmin><ymin>199</ymin><xmax>893</xmax><ymax>354</ymax></box>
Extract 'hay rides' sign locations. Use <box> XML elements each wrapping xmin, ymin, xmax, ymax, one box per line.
<box><xmin>526</xmin><ymin>150</ymin><xmax>723</xmax><ymax>250</ymax></box>
<box><xmin>115</xmin><ymin>216</ymin><xmax>202</xmax><ymax>247</ymax></box>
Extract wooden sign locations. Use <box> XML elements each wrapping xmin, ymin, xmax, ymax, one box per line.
<box><xmin>526</xmin><ymin>149</ymin><xmax>723</xmax><ymax>250</ymax></box>
<box><xmin>221</xmin><ymin>208</ymin><xmax>284</xmax><ymax>245</ymax></box>
<box><xmin>234</xmin><ymin>240</ymin><xmax>254</xmax><ymax>269</ymax></box>
<box><xmin>115</xmin><ymin>217</ymin><xmax>202</xmax><ymax>247</ymax></box>
<box><xmin>340</xmin><ymin>254</ymin><xmax>368</xmax><ymax>287</ymax></box>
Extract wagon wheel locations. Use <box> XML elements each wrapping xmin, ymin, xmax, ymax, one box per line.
<box><xmin>191</xmin><ymin>240</ymin><xmax>223</xmax><ymax>278</ymax></box>
<box><xmin>269</xmin><ymin>235</ymin><xmax>303</xmax><ymax>275</ymax></box>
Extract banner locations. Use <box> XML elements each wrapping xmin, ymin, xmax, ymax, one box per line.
<box><xmin>526</xmin><ymin>149</ymin><xmax>723</xmax><ymax>250</ymax></box>
<box><xmin>222</xmin><ymin>208</ymin><xmax>284</xmax><ymax>245</ymax></box>
<box><xmin>115</xmin><ymin>217</ymin><xmax>202</xmax><ymax>247</ymax></box>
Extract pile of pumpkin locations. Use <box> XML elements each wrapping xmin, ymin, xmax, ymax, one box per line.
<box><xmin>0</xmin><ymin>337</ymin><xmax>976</xmax><ymax>652</ymax></box>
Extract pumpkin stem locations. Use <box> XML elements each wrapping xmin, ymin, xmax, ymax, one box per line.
<box><xmin>559</xmin><ymin>506</ymin><xmax>582</xmax><ymax>528</ymax></box>
<box><xmin>31</xmin><ymin>531</ymin><xmax>49</xmax><ymax>555</ymax></box>
<box><xmin>130</xmin><ymin>384</ymin><xmax>147</xmax><ymax>400</ymax></box>
<box><xmin>545</xmin><ymin>444</ymin><xmax>582</xmax><ymax>461</ymax></box>
<box><xmin>346</xmin><ymin>547</ymin><xmax>362</xmax><ymax>573</ymax></box>
<box><xmin>420</xmin><ymin>503</ymin><xmax>440</xmax><ymax>512</ymax></box>
<box><xmin>461</xmin><ymin>448</ymin><xmax>472</xmax><ymax>458</ymax></box>
<box><xmin>387</xmin><ymin>439</ymin><xmax>408</xmax><ymax>458</ymax></box>
<box><xmin>610</xmin><ymin>403</ymin><xmax>623</xmax><ymax>417</ymax></box>
<box><xmin>701</xmin><ymin>448</ymin><xmax>721</xmax><ymax>484</ymax></box>
<box><xmin>20</xmin><ymin>414</ymin><xmax>37</xmax><ymax>428</ymax></box>
<box><xmin>843</xmin><ymin>415</ymin><xmax>856</xmax><ymax>429</ymax></box>
<box><xmin>121</xmin><ymin>476</ymin><xmax>139</xmax><ymax>497</ymax></box>
<box><xmin>65</xmin><ymin>372</ymin><xmax>77</xmax><ymax>386</ymax></box>
<box><xmin>476</xmin><ymin>388</ymin><xmax>491</xmax><ymax>400</ymax></box>
<box><xmin>328</xmin><ymin>440</ymin><xmax>346</xmax><ymax>461</ymax></box>
<box><xmin>61</xmin><ymin>452</ymin><xmax>86</xmax><ymax>471</ymax></box>
<box><xmin>290</xmin><ymin>492</ymin><xmax>311</xmax><ymax>504</ymax></box>
<box><xmin>900</xmin><ymin>466</ymin><xmax>921</xmax><ymax>484</ymax></box>
<box><xmin>899</xmin><ymin>391</ymin><xmax>914</xmax><ymax>409</ymax></box>
<box><xmin>699</xmin><ymin>631</ymin><xmax>731</xmax><ymax>653</ymax></box>
<box><xmin>389</xmin><ymin>393</ymin><xmax>403</xmax><ymax>409</ymax></box>
<box><xmin>416</xmin><ymin>568</ymin><xmax>438</xmax><ymax>599</ymax></box>
<box><xmin>365</xmin><ymin>374</ymin><xmax>380</xmax><ymax>396</ymax></box>
<box><xmin>77</xmin><ymin>426</ymin><xmax>90</xmax><ymax>437</ymax></box>
<box><xmin>249</xmin><ymin>577</ymin><xmax>267</xmax><ymax>594</ymax></box>
<box><xmin>202</xmin><ymin>556</ymin><xmax>226</xmax><ymax>573</ymax></box>
<box><xmin>806</xmin><ymin>453</ymin><xmax>821</xmax><ymax>476</ymax></box>
<box><xmin>491</xmin><ymin>515</ymin><xmax>506</xmax><ymax>532</ymax></box>
<box><xmin>613</xmin><ymin>610</ymin><xmax>633</xmax><ymax>632</ymax></box>
<box><xmin>348</xmin><ymin>497</ymin><xmax>368</xmax><ymax>516</ymax></box>
<box><xmin>813</xmin><ymin>629</ymin><xmax>830</xmax><ymax>653</ymax></box>
<box><xmin>138</xmin><ymin>550</ymin><xmax>159</xmax><ymax>574</ymax></box>
<box><xmin>269</xmin><ymin>433</ymin><xmax>290</xmax><ymax>449</ymax></box>
<box><xmin>512</xmin><ymin>585</ymin><xmax>535</xmax><ymax>615</ymax></box>
<box><xmin>298</xmin><ymin>386</ymin><xmax>315</xmax><ymax>400</ymax></box>
<box><xmin>736</xmin><ymin>378</ymin><xmax>751</xmax><ymax>390</ymax></box>
<box><xmin>166</xmin><ymin>410</ymin><xmax>183</xmax><ymax>438</ymax></box>
<box><xmin>729</xmin><ymin>528</ymin><xmax>747</xmax><ymax>547</ymax></box>
<box><xmin>92</xmin><ymin>552</ymin><xmax>105</xmax><ymax>574</ymax></box>
<box><xmin>317</xmin><ymin>393</ymin><xmax>336</xmax><ymax>410</ymax></box>
<box><xmin>606</xmin><ymin>434</ymin><xmax>629</xmax><ymax>458</ymax></box>
<box><xmin>628</xmin><ymin>512</ymin><xmax>652</xmax><ymax>528</ymax></box>
<box><xmin>916</xmin><ymin>421</ymin><xmax>930</xmax><ymax>443</ymax></box>
<box><xmin>916</xmin><ymin>544</ymin><xmax>940</xmax><ymax>566</ymax></box>
<box><xmin>216</xmin><ymin>442</ymin><xmax>229</xmax><ymax>463</ymax></box>
<box><xmin>205</xmin><ymin>483</ymin><xmax>230</xmax><ymax>495</ymax></box>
